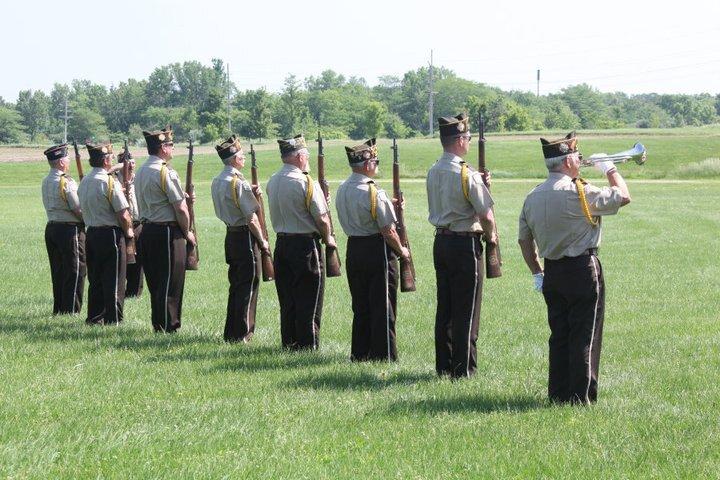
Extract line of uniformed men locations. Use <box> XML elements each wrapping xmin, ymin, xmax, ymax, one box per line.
<box><xmin>41</xmin><ymin>113</ymin><xmax>630</xmax><ymax>404</ymax></box>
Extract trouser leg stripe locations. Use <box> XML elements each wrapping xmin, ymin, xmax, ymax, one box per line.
<box><xmin>73</xmin><ymin>226</ymin><xmax>79</xmax><ymax>312</ymax></box>
<box><xmin>113</xmin><ymin>229</ymin><xmax>119</xmax><ymax>325</ymax></box>
<box><xmin>586</xmin><ymin>255</ymin><xmax>601</xmax><ymax>402</ymax></box>
<box><xmin>164</xmin><ymin>226</ymin><xmax>171</xmax><ymax>332</ymax></box>
<box><xmin>383</xmin><ymin>242</ymin><xmax>390</xmax><ymax>360</ymax></box>
<box><xmin>467</xmin><ymin>237</ymin><xmax>478</xmax><ymax>378</ymax></box>
<box><xmin>311</xmin><ymin>240</ymin><xmax>321</xmax><ymax>349</ymax></box>
<box><xmin>246</xmin><ymin>230</ymin><xmax>256</xmax><ymax>338</ymax></box>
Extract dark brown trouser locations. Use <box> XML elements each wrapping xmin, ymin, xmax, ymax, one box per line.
<box><xmin>433</xmin><ymin>234</ymin><xmax>484</xmax><ymax>378</ymax></box>
<box><xmin>274</xmin><ymin>234</ymin><xmax>324</xmax><ymax>350</ymax></box>
<box><xmin>44</xmin><ymin>222</ymin><xmax>86</xmax><ymax>315</ymax></box>
<box><xmin>125</xmin><ymin>222</ymin><xmax>144</xmax><ymax>298</ymax></box>
<box><xmin>86</xmin><ymin>227</ymin><xmax>126</xmax><ymax>325</ymax></box>
<box><xmin>139</xmin><ymin>223</ymin><xmax>187</xmax><ymax>333</ymax></box>
<box><xmin>543</xmin><ymin>253</ymin><xmax>605</xmax><ymax>404</ymax></box>
<box><xmin>224</xmin><ymin>227</ymin><xmax>261</xmax><ymax>342</ymax></box>
<box><xmin>346</xmin><ymin>235</ymin><xmax>399</xmax><ymax>362</ymax></box>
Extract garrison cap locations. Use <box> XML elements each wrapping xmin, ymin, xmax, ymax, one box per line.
<box><xmin>142</xmin><ymin>126</ymin><xmax>174</xmax><ymax>150</ymax></box>
<box><xmin>44</xmin><ymin>143</ymin><xmax>68</xmax><ymax>162</ymax></box>
<box><xmin>540</xmin><ymin>131</ymin><xmax>578</xmax><ymax>159</ymax></box>
<box><xmin>345</xmin><ymin>138</ymin><xmax>378</xmax><ymax>165</ymax></box>
<box><xmin>117</xmin><ymin>146</ymin><xmax>133</xmax><ymax>163</ymax></box>
<box><xmin>277</xmin><ymin>134</ymin><xmax>308</xmax><ymax>156</ymax></box>
<box><xmin>216</xmin><ymin>134</ymin><xmax>244</xmax><ymax>161</ymax></box>
<box><xmin>438</xmin><ymin>113</ymin><xmax>470</xmax><ymax>138</ymax></box>
<box><xmin>86</xmin><ymin>142</ymin><xmax>113</xmax><ymax>163</ymax></box>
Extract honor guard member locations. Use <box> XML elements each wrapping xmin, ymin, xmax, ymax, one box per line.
<box><xmin>116</xmin><ymin>146</ymin><xmax>143</xmax><ymax>297</ymax></box>
<box><xmin>335</xmin><ymin>139</ymin><xmax>410</xmax><ymax>362</ymax></box>
<box><xmin>518</xmin><ymin>132</ymin><xmax>631</xmax><ymax>404</ymax></box>
<box><xmin>267</xmin><ymin>134</ymin><xmax>337</xmax><ymax>350</ymax></box>
<box><xmin>427</xmin><ymin>113</ymin><xmax>498</xmax><ymax>379</ymax></box>
<box><xmin>77</xmin><ymin>143</ymin><xmax>135</xmax><ymax>325</ymax></box>
<box><xmin>135</xmin><ymin>127</ymin><xmax>197</xmax><ymax>333</ymax></box>
<box><xmin>41</xmin><ymin>143</ymin><xmax>86</xmax><ymax>315</ymax></box>
<box><xmin>211</xmin><ymin>135</ymin><xmax>270</xmax><ymax>342</ymax></box>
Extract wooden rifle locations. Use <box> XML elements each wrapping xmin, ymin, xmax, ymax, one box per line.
<box><xmin>316</xmin><ymin>130</ymin><xmax>342</xmax><ymax>277</ymax></box>
<box><xmin>185</xmin><ymin>140</ymin><xmax>199</xmax><ymax>270</ymax></box>
<box><xmin>121</xmin><ymin>139</ymin><xmax>137</xmax><ymax>264</ymax></box>
<box><xmin>478</xmin><ymin>115</ymin><xmax>502</xmax><ymax>278</ymax></box>
<box><xmin>250</xmin><ymin>144</ymin><xmax>275</xmax><ymax>281</ymax></box>
<box><xmin>71</xmin><ymin>139</ymin><xmax>84</xmax><ymax>180</ymax></box>
<box><xmin>391</xmin><ymin>138</ymin><xmax>416</xmax><ymax>292</ymax></box>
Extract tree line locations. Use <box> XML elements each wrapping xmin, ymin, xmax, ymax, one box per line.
<box><xmin>1</xmin><ymin>58</ymin><xmax>719</xmax><ymax>145</ymax></box>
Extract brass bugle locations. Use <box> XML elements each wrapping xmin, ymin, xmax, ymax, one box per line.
<box><xmin>580</xmin><ymin>142</ymin><xmax>647</xmax><ymax>167</ymax></box>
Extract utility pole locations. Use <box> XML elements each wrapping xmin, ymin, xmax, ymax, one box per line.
<box><xmin>428</xmin><ymin>49</ymin><xmax>435</xmax><ymax>137</ymax></box>
<box><xmin>226</xmin><ymin>62</ymin><xmax>232</xmax><ymax>135</ymax></box>
<box><xmin>63</xmin><ymin>97</ymin><xmax>69</xmax><ymax>143</ymax></box>
<box><xmin>536</xmin><ymin>69</ymin><xmax>540</xmax><ymax>97</ymax></box>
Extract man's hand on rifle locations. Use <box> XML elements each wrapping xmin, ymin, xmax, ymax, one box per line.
<box><xmin>185</xmin><ymin>231</ymin><xmax>197</xmax><ymax>247</ymax></box>
<box><xmin>251</xmin><ymin>185</ymin><xmax>264</xmax><ymax>197</ymax></box>
<box><xmin>392</xmin><ymin>197</ymin><xmax>406</xmax><ymax>210</ymax></box>
<box><xmin>325</xmin><ymin>235</ymin><xmax>337</xmax><ymax>249</ymax></box>
<box><xmin>400</xmin><ymin>246</ymin><xmax>410</xmax><ymax>260</ymax></box>
<box><xmin>483</xmin><ymin>228</ymin><xmax>498</xmax><ymax>245</ymax></box>
<box><xmin>481</xmin><ymin>170</ymin><xmax>492</xmax><ymax>189</ymax></box>
<box><xmin>185</xmin><ymin>191</ymin><xmax>197</xmax><ymax>203</ymax></box>
<box><xmin>260</xmin><ymin>239</ymin><xmax>270</xmax><ymax>253</ymax></box>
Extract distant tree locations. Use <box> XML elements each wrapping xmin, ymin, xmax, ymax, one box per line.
<box><xmin>16</xmin><ymin>90</ymin><xmax>50</xmax><ymax>140</ymax></box>
<box><xmin>236</xmin><ymin>88</ymin><xmax>275</xmax><ymax>141</ymax></box>
<box><xmin>559</xmin><ymin>84</ymin><xmax>615</xmax><ymax>129</ymax></box>
<box><xmin>69</xmin><ymin>105</ymin><xmax>109</xmax><ymax>142</ymax></box>
<box><xmin>358</xmin><ymin>101</ymin><xmax>387</xmax><ymax>139</ymax></box>
<box><xmin>384</xmin><ymin>112</ymin><xmax>410</xmax><ymax>139</ymax></box>
<box><xmin>142</xmin><ymin>106</ymin><xmax>198</xmax><ymax>140</ymax></box>
<box><xmin>305</xmin><ymin>70</ymin><xmax>346</xmax><ymax>92</ymax></box>
<box><xmin>0</xmin><ymin>106</ymin><xmax>28</xmax><ymax>143</ymax></box>
<box><xmin>276</xmin><ymin>75</ymin><xmax>310</xmax><ymax>137</ymax></box>
<box><xmin>103</xmin><ymin>79</ymin><xmax>149</xmax><ymax>135</ymax></box>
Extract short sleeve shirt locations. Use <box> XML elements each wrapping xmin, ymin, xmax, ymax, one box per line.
<box><xmin>77</xmin><ymin>167</ymin><xmax>129</xmax><ymax>227</ymax></box>
<box><xmin>266</xmin><ymin>164</ymin><xmax>328</xmax><ymax>234</ymax></box>
<box><xmin>426</xmin><ymin>152</ymin><xmax>494</xmax><ymax>232</ymax></box>
<box><xmin>134</xmin><ymin>156</ymin><xmax>185</xmax><ymax>223</ymax></box>
<box><xmin>211</xmin><ymin>165</ymin><xmax>259</xmax><ymax>227</ymax></box>
<box><xmin>41</xmin><ymin>168</ymin><xmax>82</xmax><ymax>223</ymax></box>
<box><xmin>518</xmin><ymin>172</ymin><xmax>624</xmax><ymax>259</ymax></box>
<box><xmin>335</xmin><ymin>172</ymin><xmax>396</xmax><ymax>236</ymax></box>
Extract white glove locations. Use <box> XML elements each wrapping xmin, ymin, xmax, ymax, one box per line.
<box><xmin>533</xmin><ymin>272</ymin><xmax>544</xmax><ymax>292</ymax></box>
<box><xmin>591</xmin><ymin>155</ymin><xmax>616</xmax><ymax>175</ymax></box>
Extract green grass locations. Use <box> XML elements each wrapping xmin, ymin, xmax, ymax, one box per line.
<box><xmin>1</xmin><ymin>135</ymin><xmax>720</xmax><ymax>477</ymax></box>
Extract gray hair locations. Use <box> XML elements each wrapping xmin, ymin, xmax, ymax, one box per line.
<box><xmin>544</xmin><ymin>154</ymin><xmax>567</xmax><ymax>172</ymax></box>
<box><xmin>281</xmin><ymin>147</ymin><xmax>308</xmax><ymax>162</ymax></box>
<box><xmin>221</xmin><ymin>153</ymin><xmax>236</xmax><ymax>166</ymax></box>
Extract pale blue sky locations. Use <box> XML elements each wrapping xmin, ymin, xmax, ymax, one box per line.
<box><xmin>2</xmin><ymin>0</ymin><xmax>719</xmax><ymax>101</ymax></box>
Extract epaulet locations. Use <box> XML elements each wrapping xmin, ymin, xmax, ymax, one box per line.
<box><xmin>368</xmin><ymin>180</ymin><xmax>378</xmax><ymax>221</ymax></box>
<box><xmin>303</xmin><ymin>171</ymin><xmax>314</xmax><ymax>210</ymax></box>
<box><xmin>160</xmin><ymin>163</ymin><xmax>168</xmax><ymax>193</ymax></box>
<box><xmin>460</xmin><ymin>161</ymin><xmax>470</xmax><ymax>201</ymax></box>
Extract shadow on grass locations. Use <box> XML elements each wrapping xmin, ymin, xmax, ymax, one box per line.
<box><xmin>285</xmin><ymin>370</ymin><xmax>436</xmax><ymax>391</ymax></box>
<box><xmin>384</xmin><ymin>393</ymin><xmax>546</xmax><ymax>415</ymax></box>
<box><xmin>205</xmin><ymin>346</ymin><xmax>345</xmax><ymax>373</ymax></box>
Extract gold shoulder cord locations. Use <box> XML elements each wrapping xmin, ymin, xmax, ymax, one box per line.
<box><xmin>230</xmin><ymin>175</ymin><xmax>241</xmax><ymax>209</ymax></box>
<box><xmin>59</xmin><ymin>175</ymin><xmax>68</xmax><ymax>204</ymax></box>
<box><xmin>460</xmin><ymin>162</ymin><xmax>470</xmax><ymax>201</ymax></box>
<box><xmin>304</xmin><ymin>173</ymin><xmax>314</xmax><ymax>210</ymax></box>
<box><xmin>574</xmin><ymin>178</ymin><xmax>598</xmax><ymax>226</ymax></box>
<box><xmin>160</xmin><ymin>164</ymin><xmax>168</xmax><ymax>193</ymax></box>
<box><xmin>368</xmin><ymin>182</ymin><xmax>378</xmax><ymax>220</ymax></box>
<box><xmin>106</xmin><ymin>175</ymin><xmax>115</xmax><ymax>202</ymax></box>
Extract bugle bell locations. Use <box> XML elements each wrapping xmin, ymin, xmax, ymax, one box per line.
<box><xmin>580</xmin><ymin>142</ymin><xmax>647</xmax><ymax>167</ymax></box>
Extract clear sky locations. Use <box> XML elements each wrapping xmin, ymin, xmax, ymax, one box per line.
<box><xmin>2</xmin><ymin>0</ymin><xmax>719</xmax><ymax>101</ymax></box>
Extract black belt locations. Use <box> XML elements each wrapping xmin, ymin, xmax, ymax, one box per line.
<box><xmin>227</xmin><ymin>225</ymin><xmax>249</xmax><ymax>232</ymax></box>
<box><xmin>277</xmin><ymin>232</ymin><xmax>320</xmax><ymax>239</ymax></box>
<box><xmin>88</xmin><ymin>225</ymin><xmax>121</xmax><ymax>230</ymax></box>
<box><xmin>349</xmin><ymin>233</ymin><xmax>382</xmax><ymax>239</ymax></box>
<box><xmin>547</xmin><ymin>248</ymin><xmax>598</xmax><ymax>262</ymax></box>
<box><xmin>435</xmin><ymin>228</ymin><xmax>481</xmax><ymax>237</ymax></box>
<box><xmin>48</xmin><ymin>221</ymin><xmax>83</xmax><ymax>226</ymax></box>
<box><xmin>142</xmin><ymin>221</ymin><xmax>179</xmax><ymax>226</ymax></box>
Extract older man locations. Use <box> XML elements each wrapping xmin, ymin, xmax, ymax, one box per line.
<box><xmin>135</xmin><ymin>127</ymin><xmax>196</xmax><ymax>333</ymax></box>
<box><xmin>78</xmin><ymin>143</ymin><xmax>135</xmax><ymax>325</ymax></box>
<box><xmin>211</xmin><ymin>135</ymin><xmax>271</xmax><ymax>342</ymax></box>
<box><xmin>116</xmin><ymin>146</ymin><xmax>143</xmax><ymax>298</ymax></box>
<box><xmin>267</xmin><ymin>134</ymin><xmax>336</xmax><ymax>350</ymax></box>
<box><xmin>41</xmin><ymin>143</ymin><xmax>86</xmax><ymax>315</ymax></box>
<box><xmin>427</xmin><ymin>113</ymin><xmax>498</xmax><ymax>379</ymax></box>
<box><xmin>518</xmin><ymin>131</ymin><xmax>631</xmax><ymax>404</ymax></box>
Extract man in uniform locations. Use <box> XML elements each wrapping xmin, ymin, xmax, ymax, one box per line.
<box><xmin>135</xmin><ymin>127</ymin><xmax>196</xmax><ymax>333</ymax></box>
<box><xmin>427</xmin><ymin>113</ymin><xmax>498</xmax><ymax>379</ymax></box>
<box><xmin>211</xmin><ymin>135</ymin><xmax>271</xmax><ymax>343</ymax></box>
<box><xmin>77</xmin><ymin>143</ymin><xmax>135</xmax><ymax>325</ymax></box>
<box><xmin>267</xmin><ymin>134</ymin><xmax>336</xmax><ymax>350</ymax></box>
<box><xmin>116</xmin><ymin>146</ymin><xmax>143</xmax><ymax>297</ymax></box>
<box><xmin>518</xmin><ymin>132</ymin><xmax>631</xmax><ymax>404</ymax></box>
<box><xmin>41</xmin><ymin>143</ymin><xmax>86</xmax><ymax>315</ymax></box>
<box><xmin>335</xmin><ymin>138</ymin><xmax>409</xmax><ymax>362</ymax></box>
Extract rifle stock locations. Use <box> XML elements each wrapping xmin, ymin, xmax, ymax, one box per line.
<box><xmin>250</xmin><ymin>144</ymin><xmax>275</xmax><ymax>282</ymax></box>
<box><xmin>121</xmin><ymin>140</ymin><xmax>136</xmax><ymax>264</ymax></box>
<box><xmin>72</xmin><ymin>139</ymin><xmax>84</xmax><ymax>180</ymax></box>
<box><xmin>391</xmin><ymin>138</ymin><xmax>416</xmax><ymax>292</ymax></box>
<box><xmin>478</xmin><ymin>115</ymin><xmax>502</xmax><ymax>278</ymax></box>
<box><xmin>185</xmin><ymin>140</ymin><xmax>199</xmax><ymax>270</ymax></box>
<box><xmin>316</xmin><ymin>130</ymin><xmax>342</xmax><ymax>278</ymax></box>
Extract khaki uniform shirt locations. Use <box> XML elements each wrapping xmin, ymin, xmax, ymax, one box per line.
<box><xmin>518</xmin><ymin>172</ymin><xmax>623</xmax><ymax>260</ymax></box>
<box><xmin>267</xmin><ymin>164</ymin><xmax>328</xmax><ymax>234</ymax></box>
<box><xmin>78</xmin><ymin>167</ymin><xmax>129</xmax><ymax>227</ymax></box>
<box><xmin>426</xmin><ymin>152</ymin><xmax>494</xmax><ymax>232</ymax></box>
<box><xmin>135</xmin><ymin>156</ymin><xmax>185</xmax><ymax>223</ymax></box>
<box><xmin>41</xmin><ymin>168</ymin><xmax>82</xmax><ymax>223</ymax></box>
<box><xmin>211</xmin><ymin>166</ymin><xmax>259</xmax><ymax>227</ymax></box>
<box><xmin>116</xmin><ymin>170</ymin><xmax>139</xmax><ymax>221</ymax></box>
<box><xmin>336</xmin><ymin>172</ymin><xmax>396</xmax><ymax>236</ymax></box>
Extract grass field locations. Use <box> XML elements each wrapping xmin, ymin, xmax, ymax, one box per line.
<box><xmin>1</xmin><ymin>132</ymin><xmax>719</xmax><ymax>478</ymax></box>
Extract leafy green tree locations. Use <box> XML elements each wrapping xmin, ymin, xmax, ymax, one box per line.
<box><xmin>359</xmin><ymin>101</ymin><xmax>387</xmax><ymax>139</ymax></box>
<box><xmin>0</xmin><ymin>106</ymin><xmax>28</xmax><ymax>143</ymax></box>
<box><xmin>16</xmin><ymin>90</ymin><xmax>50</xmax><ymax>140</ymax></box>
<box><xmin>142</xmin><ymin>106</ymin><xmax>198</xmax><ymax>140</ymax></box>
<box><xmin>559</xmin><ymin>84</ymin><xmax>614</xmax><ymax>129</ymax></box>
<box><xmin>384</xmin><ymin>112</ymin><xmax>410</xmax><ymax>139</ymax></box>
<box><xmin>235</xmin><ymin>88</ymin><xmax>275</xmax><ymax>141</ymax></box>
<box><xmin>69</xmin><ymin>105</ymin><xmax>109</xmax><ymax>142</ymax></box>
<box><xmin>276</xmin><ymin>75</ymin><xmax>310</xmax><ymax>137</ymax></box>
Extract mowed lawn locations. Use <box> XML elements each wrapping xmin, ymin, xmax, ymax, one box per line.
<box><xmin>1</xmin><ymin>133</ymin><xmax>719</xmax><ymax>478</ymax></box>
